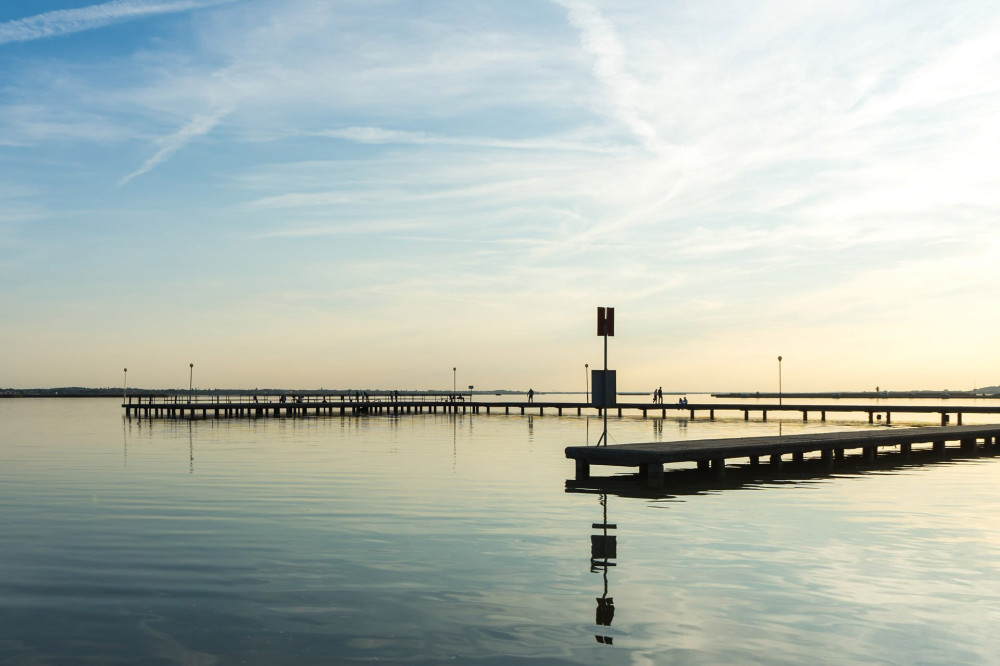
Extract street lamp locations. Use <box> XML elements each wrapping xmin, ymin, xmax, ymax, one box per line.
<box><xmin>189</xmin><ymin>363</ymin><xmax>194</xmax><ymax>403</ymax></box>
<box><xmin>585</xmin><ymin>363</ymin><xmax>589</xmax><ymax>403</ymax></box>
<box><xmin>777</xmin><ymin>356</ymin><xmax>782</xmax><ymax>405</ymax></box>
<box><xmin>123</xmin><ymin>368</ymin><xmax>128</xmax><ymax>403</ymax></box>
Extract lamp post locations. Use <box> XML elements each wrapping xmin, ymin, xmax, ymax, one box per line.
<box><xmin>123</xmin><ymin>368</ymin><xmax>128</xmax><ymax>403</ymax></box>
<box><xmin>585</xmin><ymin>363</ymin><xmax>589</xmax><ymax>403</ymax></box>
<box><xmin>777</xmin><ymin>356</ymin><xmax>782</xmax><ymax>405</ymax></box>
<box><xmin>453</xmin><ymin>367</ymin><xmax>456</xmax><ymax>396</ymax></box>
<box><xmin>189</xmin><ymin>363</ymin><xmax>194</xmax><ymax>403</ymax></box>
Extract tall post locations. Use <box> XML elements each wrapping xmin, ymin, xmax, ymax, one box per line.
<box><xmin>453</xmin><ymin>367</ymin><xmax>456</xmax><ymax>395</ymax></box>
<box><xmin>596</xmin><ymin>306</ymin><xmax>614</xmax><ymax>447</ymax></box>
<box><xmin>585</xmin><ymin>363</ymin><xmax>589</xmax><ymax>403</ymax></box>
<box><xmin>603</xmin><ymin>329</ymin><xmax>608</xmax><ymax>446</ymax></box>
<box><xmin>189</xmin><ymin>363</ymin><xmax>194</xmax><ymax>403</ymax></box>
<box><xmin>123</xmin><ymin>368</ymin><xmax>128</xmax><ymax>403</ymax></box>
<box><xmin>777</xmin><ymin>355</ymin><xmax>782</xmax><ymax>405</ymax></box>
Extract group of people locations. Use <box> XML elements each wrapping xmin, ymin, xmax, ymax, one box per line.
<box><xmin>651</xmin><ymin>388</ymin><xmax>690</xmax><ymax>405</ymax></box>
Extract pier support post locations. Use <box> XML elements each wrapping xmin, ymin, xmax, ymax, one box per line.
<box><xmin>710</xmin><ymin>410</ymin><xmax>715</xmax><ymax>420</ymax></box>
<box><xmin>575</xmin><ymin>459</ymin><xmax>590</xmax><ymax>481</ymax></box>
<box><xmin>749</xmin><ymin>455</ymin><xmax>759</xmax><ymax>466</ymax></box>
<box><xmin>933</xmin><ymin>440</ymin><xmax>945</xmax><ymax>455</ymax></box>
<box><xmin>802</xmin><ymin>411</ymin><xmax>807</xmax><ymax>422</ymax></box>
<box><xmin>863</xmin><ymin>446</ymin><xmax>876</xmax><ymax>462</ymax></box>
<box><xmin>744</xmin><ymin>411</ymin><xmax>749</xmax><ymax>421</ymax></box>
<box><xmin>690</xmin><ymin>409</ymin><xmax>695</xmax><ymax>419</ymax></box>
<box><xmin>958</xmin><ymin>413</ymin><xmax>963</xmax><ymax>425</ymax></box>
<box><xmin>885</xmin><ymin>412</ymin><xmax>891</xmax><ymax>426</ymax></box>
<box><xmin>792</xmin><ymin>451</ymin><xmax>804</xmax><ymax>464</ymax></box>
<box><xmin>821</xmin><ymin>449</ymin><xmax>833</xmax><ymax>469</ymax></box>
<box><xmin>941</xmin><ymin>413</ymin><xmax>948</xmax><ymax>425</ymax></box>
<box><xmin>762</xmin><ymin>411</ymin><xmax>767</xmax><ymax>422</ymax></box>
<box><xmin>697</xmin><ymin>460</ymin><xmax>710</xmax><ymax>473</ymax></box>
<box><xmin>643</xmin><ymin>462</ymin><xmax>664</xmax><ymax>488</ymax></box>
<box><xmin>769</xmin><ymin>453</ymin><xmax>782</xmax><ymax>469</ymax></box>
<box><xmin>711</xmin><ymin>458</ymin><xmax>725</xmax><ymax>478</ymax></box>
<box><xmin>868</xmin><ymin>412</ymin><xmax>874</xmax><ymax>424</ymax></box>
<box><xmin>821</xmin><ymin>411</ymin><xmax>826</xmax><ymax>422</ymax></box>
<box><xmin>835</xmin><ymin>448</ymin><xmax>844</xmax><ymax>460</ymax></box>
<box><xmin>901</xmin><ymin>442</ymin><xmax>911</xmax><ymax>458</ymax></box>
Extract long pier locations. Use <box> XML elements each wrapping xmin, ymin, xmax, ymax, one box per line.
<box><xmin>124</xmin><ymin>395</ymin><xmax>1000</xmax><ymax>425</ymax></box>
<box><xmin>566</xmin><ymin>424</ymin><xmax>1000</xmax><ymax>488</ymax></box>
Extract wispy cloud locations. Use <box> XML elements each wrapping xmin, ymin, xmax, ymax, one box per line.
<box><xmin>119</xmin><ymin>107</ymin><xmax>229</xmax><ymax>185</ymax></box>
<box><xmin>552</xmin><ymin>0</ymin><xmax>661</xmax><ymax>151</ymax></box>
<box><xmin>311</xmin><ymin>126</ymin><xmax>624</xmax><ymax>154</ymax></box>
<box><xmin>0</xmin><ymin>0</ymin><xmax>236</xmax><ymax>45</ymax></box>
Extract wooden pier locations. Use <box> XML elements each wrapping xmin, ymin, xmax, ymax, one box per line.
<box><xmin>566</xmin><ymin>424</ymin><xmax>1000</xmax><ymax>488</ymax></box>
<box><xmin>124</xmin><ymin>395</ymin><xmax>1000</xmax><ymax>425</ymax></box>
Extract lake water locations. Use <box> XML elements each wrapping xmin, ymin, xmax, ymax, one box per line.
<box><xmin>3</xmin><ymin>398</ymin><xmax>1000</xmax><ymax>664</ymax></box>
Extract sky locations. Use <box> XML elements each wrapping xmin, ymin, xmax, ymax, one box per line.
<box><xmin>2</xmin><ymin>0</ymin><xmax>999</xmax><ymax>393</ymax></box>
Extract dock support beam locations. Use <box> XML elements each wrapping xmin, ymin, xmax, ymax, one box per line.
<box><xmin>933</xmin><ymin>440</ymin><xmax>945</xmax><ymax>454</ymax></box>
<box><xmin>821</xmin><ymin>449</ymin><xmax>833</xmax><ymax>469</ymax></box>
<box><xmin>643</xmin><ymin>463</ymin><xmax>664</xmax><ymax>488</ymax></box>
<box><xmin>575</xmin><ymin>459</ymin><xmax>590</xmax><ymax>481</ymax></box>
<box><xmin>769</xmin><ymin>453</ymin><xmax>782</xmax><ymax>469</ymax></box>
<box><xmin>711</xmin><ymin>458</ymin><xmax>725</xmax><ymax>478</ymax></box>
<box><xmin>900</xmin><ymin>442</ymin><xmax>911</xmax><ymax>458</ymax></box>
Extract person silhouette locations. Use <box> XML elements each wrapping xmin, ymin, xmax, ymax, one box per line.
<box><xmin>528</xmin><ymin>389</ymin><xmax>534</xmax><ymax>403</ymax></box>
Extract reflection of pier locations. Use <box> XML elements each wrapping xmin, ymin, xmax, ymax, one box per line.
<box><xmin>123</xmin><ymin>395</ymin><xmax>1000</xmax><ymax>424</ymax></box>
<box><xmin>567</xmin><ymin>424</ymin><xmax>1000</xmax><ymax>488</ymax></box>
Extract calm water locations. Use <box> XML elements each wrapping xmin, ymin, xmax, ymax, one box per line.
<box><xmin>3</xmin><ymin>398</ymin><xmax>1000</xmax><ymax>664</ymax></box>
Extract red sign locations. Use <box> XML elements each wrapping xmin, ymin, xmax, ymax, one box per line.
<box><xmin>597</xmin><ymin>307</ymin><xmax>615</xmax><ymax>337</ymax></box>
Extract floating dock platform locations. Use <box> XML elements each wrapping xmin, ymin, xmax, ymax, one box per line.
<box><xmin>566</xmin><ymin>424</ymin><xmax>1000</xmax><ymax>487</ymax></box>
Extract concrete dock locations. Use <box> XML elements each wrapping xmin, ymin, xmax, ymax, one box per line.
<box><xmin>566</xmin><ymin>424</ymin><xmax>1000</xmax><ymax>487</ymax></box>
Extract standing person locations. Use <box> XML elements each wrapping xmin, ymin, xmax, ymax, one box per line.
<box><xmin>658</xmin><ymin>387</ymin><xmax>663</xmax><ymax>404</ymax></box>
<box><xmin>652</xmin><ymin>388</ymin><xmax>658</xmax><ymax>403</ymax></box>
<box><xmin>528</xmin><ymin>388</ymin><xmax>534</xmax><ymax>403</ymax></box>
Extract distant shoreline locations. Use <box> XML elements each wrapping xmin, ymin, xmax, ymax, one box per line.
<box><xmin>713</xmin><ymin>391</ymin><xmax>998</xmax><ymax>399</ymax></box>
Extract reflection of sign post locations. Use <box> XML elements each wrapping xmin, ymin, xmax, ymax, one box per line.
<box><xmin>596</xmin><ymin>306</ymin><xmax>615</xmax><ymax>446</ymax></box>
<box><xmin>591</xmin><ymin>493</ymin><xmax>616</xmax><ymax>645</ymax></box>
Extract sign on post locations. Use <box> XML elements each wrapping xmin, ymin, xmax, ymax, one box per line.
<box><xmin>597</xmin><ymin>307</ymin><xmax>615</xmax><ymax>337</ymax></box>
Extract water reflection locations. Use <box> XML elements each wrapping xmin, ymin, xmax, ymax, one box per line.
<box><xmin>590</xmin><ymin>493</ymin><xmax>617</xmax><ymax>645</ymax></box>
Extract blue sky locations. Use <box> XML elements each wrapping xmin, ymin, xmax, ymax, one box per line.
<box><xmin>2</xmin><ymin>0</ymin><xmax>999</xmax><ymax>392</ymax></box>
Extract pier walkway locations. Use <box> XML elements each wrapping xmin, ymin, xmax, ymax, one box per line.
<box><xmin>566</xmin><ymin>424</ymin><xmax>1000</xmax><ymax>487</ymax></box>
<box><xmin>124</xmin><ymin>395</ymin><xmax>1000</xmax><ymax>425</ymax></box>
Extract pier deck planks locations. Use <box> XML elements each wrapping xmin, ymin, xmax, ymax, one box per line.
<box><xmin>565</xmin><ymin>424</ymin><xmax>1000</xmax><ymax>487</ymax></box>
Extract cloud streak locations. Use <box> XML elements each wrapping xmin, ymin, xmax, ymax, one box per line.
<box><xmin>0</xmin><ymin>0</ymin><xmax>236</xmax><ymax>45</ymax></box>
<box><xmin>119</xmin><ymin>107</ymin><xmax>230</xmax><ymax>185</ymax></box>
